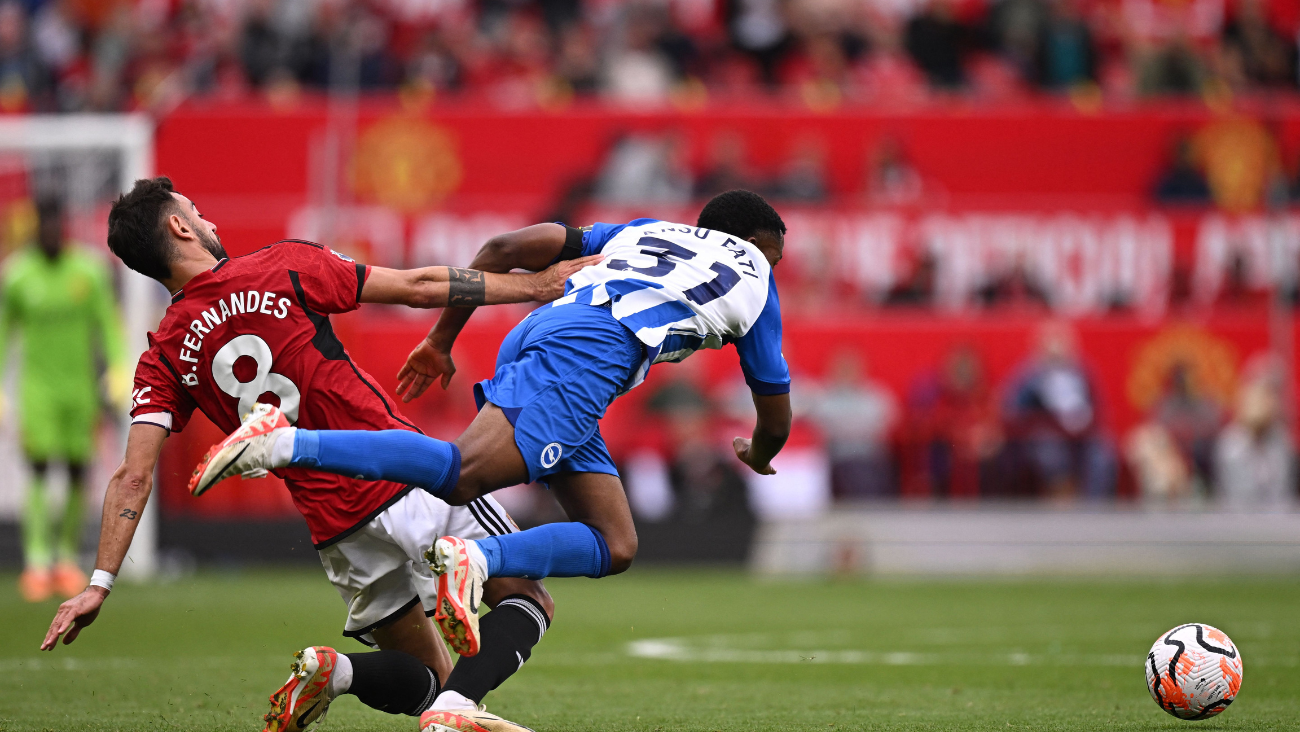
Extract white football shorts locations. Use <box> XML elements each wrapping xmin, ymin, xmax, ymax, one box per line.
<box><xmin>316</xmin><ymin>488</ymin><xmax>517</xmax><ymax>646</ymax></box>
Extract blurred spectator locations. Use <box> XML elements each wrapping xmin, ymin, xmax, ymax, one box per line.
<box><xmin>1151</xmin><ymin>362</ymin><xmax>1223</xmax><ymax>486</ymax></box>
<box><xmin>806</xmin><ymin>351</ymin><xmax>898</xmax><ymax>500</ymax></box>
<box><xmin>0</xmin><ymin>0</ymin><xmax>1294</xmax><ymax>113</ymax></box>
<box><xmin>1002</xmin><ymin>322</ymin><xmax>1116</xmax><ymax>499</ymax></box>
<box><xmin>974</xmin><ymin>254</ymin><xmax>1050</xmax><ymax>309</ymax></box>
<box><xmin>1137</xmin><ymin>36</ymin><xmax>1207</xmax><ymax>96</ymax></box>
<box><xmin>883</xmin><ymin>250</ymin><xmax>936</xmax><ymax>307</ymax></box>
<box><xmin>594</xmin><ymin>132</ymin><xmax>693</xmax><ymax>205</ymax></box>
<box><xmin>643</xmin><ymin>364</ymin><xmax>756</xmax><ymax>559</ymax></box>
<box><xmin>905</xmin><ymin>0</ymin><xmax>969</xmax><ymax>89</ymax></box>
<box><xmin>902</xmin><ymin>346</ymin><xmax>1003</xmax><ymax>499</ymax></box>
<box><xmin>1126</xmin><ymin>362</ymin><xmax>1223</xmax><ymax>500</ymax></box>
<box><xmin>857</xmin><ymin>17</ymin><xmax>929</xmax><ymax>103</ymax></box>
<box><xmin>770</xmin><ymin>134</ymin><xmax>829</xmax><ymax>202</ymax></box>
<box><xmin>1041</xmin><ymin>0</ymin><xmax>1096</xmax><ymax>89</ymax></box>
<box><xmin>0</xmin><ymin>0</ymin><xmax>50</xmax><ymax>111</ymax></box>
<box><xmin>1214</xmin><ymin>358</ymin><xmax>1295</xmax><ymax>509</ymax></box>
<box><xmin>865</xmin><ymin>135</ymin><xmax>926</xmax><ymax>205</ymax></box>
<box><xmin>552</xmin><ymin>23</ymin><xmax>599</xmax><ymax>97</ymax></box>
<box><xmin>239</xmin><ymin>0</ymin><xmax>285</xmax><ymax>89</ymax></box>
<box><xmin>986</xmin><ymin>0</ymin><xmax>1050</xmax><ymax>86</ymax></box>
<box><xmin>726</xmin><ymin>0</ymin><xmax>792</xmax><ymax>86</ymax></box>
<box><xmin>1126</xmin><ymin>421</ymin><xmax>1192</xmax><ymax>500</ymax></box>
<box><xmin>407</xmin><ymin>28</ymin><xmax>466</xmax><ymax>94</ymax></box>
<box><xmin>604</xmin><ymin>4</ymin><xmax>678</xmax><ymax>105</ymax></box>
<box><xmin>1220</xmin><ymin>0</ymin><xmax>1296</xmax><ymax>90</ymax></box>
<box><xmin>695</xmin><ymin>130</ymin><xmax>763</xmax><ymax>199</ymax></box>
<box><xmin>1153</xmin><ymin>136</ymin><xmax>1211</xmax><ymax>205</ymax></box>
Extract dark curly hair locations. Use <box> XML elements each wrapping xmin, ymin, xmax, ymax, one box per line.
<box><xmin>107</xmin><ymin>176</ymin><xmax>180</xmax><ymax>282</ymax></box>
<box><xmin>695</xmin><ymin>189</ymin><xmax>786</xmax><ymax>241</ymax></box>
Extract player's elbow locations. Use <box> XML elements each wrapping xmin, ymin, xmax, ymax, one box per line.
<box><xmin>410</xmin><ymin>282</ymin><xmax>444</xmax><ymax>309</ymax></box>
<box><xmin>111</xmin><ymin>467</ymin><xmax>153</xmax><ymax>500</ymax></box>
<box><xmin>471</xmin><ymin>235</ymin><xmax>517</xmax><ymax>273</ymax></box>
<box><xmin>403</xmin><ymin>272</ymin><xmax>445</xmax><ymax>309</ymax></box>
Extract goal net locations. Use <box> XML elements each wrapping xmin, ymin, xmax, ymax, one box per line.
<box><xmin>0</xmin><ymin>114</ymin><xmax>158</xmax><ymax>579</ymax></box>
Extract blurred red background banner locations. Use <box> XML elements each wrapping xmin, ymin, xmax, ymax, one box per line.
<box><xmin>151</xmin><ymin>102</ymin><xmax>1296</xmax><ymax>517</ymax></box>
<box><xmin>162</xmin><ymin>100</ymin><xmax>1300</xmax><ymax>224</ymax></box>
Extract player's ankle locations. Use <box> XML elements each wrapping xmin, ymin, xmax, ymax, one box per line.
<box><xmin>327</xmin><ymin>651</ymin><xmax>353</xmax><ymax>699</ymax></box>
<box><xmin>270</xmin><ymin>427</ymin><xmax>298</xmax><ymax>468</ymax></box>
<box><xmin>466</xmin><ymin>539</ymin><xmax>490</xmax><ymax>579</ymax></box>
<box><xmin>430</xmin><ymin>690</ymin><xmax>477</xmax><ymax>711</ymax></box>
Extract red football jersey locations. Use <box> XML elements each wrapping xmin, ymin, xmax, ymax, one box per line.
<box><xmin>130</xmin><ymin>240</ymin><xmax>418</xmax><ymax>546</ymax></box>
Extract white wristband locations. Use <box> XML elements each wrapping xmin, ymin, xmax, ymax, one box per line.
<box><xmin>89</xmin><ymin>569</ymin><xmax>115</xmax><ymax>592</ymax></box>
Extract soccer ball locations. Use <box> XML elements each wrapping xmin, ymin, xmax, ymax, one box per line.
<box><xmin>1145</xmin><ymin>623</ymin><xmax>1243</xmax><ymax>720</ymax></box>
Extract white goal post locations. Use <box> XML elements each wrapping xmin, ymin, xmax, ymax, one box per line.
<box><xmin>0</xmin><ymin>114</ymin><xmax>159</xmax><ymax>580</ymax></box>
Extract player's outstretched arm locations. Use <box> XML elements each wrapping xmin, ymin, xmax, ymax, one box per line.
<box><xmin>733</xmin><ymin>392</ymin><xmax>792</xmax><ymax>475</ymax></box>
<box><xmin>397</xmin><ymin>223</ymin><xmax>573</xmax><ymax>401</ymax></box>
<box><xmin>41</xmin><ymin>423</ymin><xmax>167</xmax><ymax>651</ymax></box>
<box><xmin>361</xmin><ymin>255</ymin><xmax>600</xmax><ymax>310</ymax></box>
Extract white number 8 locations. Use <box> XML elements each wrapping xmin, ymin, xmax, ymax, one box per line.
<box><xmin>211</xmin><ymin>334</ymin><xmax>301</xmax><ymax>423</ymax></box>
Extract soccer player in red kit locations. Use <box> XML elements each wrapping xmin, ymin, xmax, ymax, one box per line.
<box><xmin>40</xmin><ymin>178</ymin><xmax>596</xmax><ymax>732</ymax></box>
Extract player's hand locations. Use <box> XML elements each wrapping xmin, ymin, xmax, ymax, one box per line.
<box><xmin>531</xmin><ymin>255</ymin><xmax>603</xmax><ymax>302</ymax></box>
<box><xmin>733</xmin><ymin>437</ymin><xmax>777</xmax><ymax>475</ymax></box>
<box><xmin>41</xmin><ymin>586</ymin><xmax>107</xmax><ymax>651</ymax></box>
<box><xmin>396</xmin><ymin>339</ymin><xmax>456</xmax><ymax>402</ymax></box>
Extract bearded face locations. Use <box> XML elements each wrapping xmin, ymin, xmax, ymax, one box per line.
<box><xmin>194</xmin><ymin>216</ymin><xmax>228</xmax><ymax>261</ymax></box>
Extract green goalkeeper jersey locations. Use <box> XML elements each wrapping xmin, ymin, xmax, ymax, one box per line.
<box><xmin>0</xmin><ymin>245</ymin><xmax>126</xmax><ymax>405</ymax></box>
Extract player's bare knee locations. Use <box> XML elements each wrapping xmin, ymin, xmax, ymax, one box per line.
<box><xmin>443</xmin><ymin>483</ymin><xmax>473</xmax><ymax>506</ymax></box>
<box><xmin>484</xmin><ymin>578</ymin><xmax>555</xmax><ymax>620</ymax></box>
<box><xmin>605</xmin><ymin>533</ymin><xmax>638</xmax><ymax>575</ymax></box>
<box><xmin>523</xmin><ymin>582</ymin><xmax>555</xmax><ymax>619</ymax></box>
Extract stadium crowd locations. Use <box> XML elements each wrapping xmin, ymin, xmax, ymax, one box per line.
<box><xmin>0</xmin><ymin>0</ymin><xmax>1297</xmax><ymax>113</ymax></box>
<box><xmin>629</xmin><ymin>321</ymin><xmax>1295</xmax><ymax>519</ymax></box>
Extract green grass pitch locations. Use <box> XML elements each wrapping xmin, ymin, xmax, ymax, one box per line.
<box><xmin>1</xmin><ymin>568</ymin><xmax>1297</xmax><ymax>731</ymax></box>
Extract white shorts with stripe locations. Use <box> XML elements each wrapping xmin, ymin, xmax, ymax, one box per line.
<box><xmin>317</xmin><ymin>488</ymin><xmax>517</xmax><ymax>645</ymax></box>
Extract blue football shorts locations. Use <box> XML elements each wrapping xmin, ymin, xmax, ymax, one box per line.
<box><xmin>474</xmin><ymin>302</ymin><xmax>643</xmax><ymax>484</ymax></box>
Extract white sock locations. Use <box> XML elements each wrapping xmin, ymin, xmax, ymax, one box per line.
<box><xmin>327</xmin><ymin>652</ymin><xmax>353</xmax><ymax>699</ymax></box>
<box><xmin>430</xmin><ymin>690</ymin><xmax>477</xmax><ymax>711</ymax></box>
<box><xmin>269</xmin><ymin>428</ymin><xmax>297</xmax><ymax>468</ymax></box>
<box><xmin>465</xmin><ymin>540</ymin><xmax>489</xmax><ymax>579</ymax></box>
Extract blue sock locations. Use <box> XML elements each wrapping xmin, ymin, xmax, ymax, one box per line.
<box><xmin>475</xmin><ymin>523</ymin><xmax>611</xmax><ymax>580</ymax></box>
<box><xmin>291</xmin><ymin>430</ymin><xmax>461</xmax><ymax>499</ymax></box>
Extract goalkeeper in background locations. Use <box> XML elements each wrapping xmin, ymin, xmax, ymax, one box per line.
<box><xmin>2</xmin><ymin>195</ymin><xmax>127</xmax><ymax>602</ymax></box>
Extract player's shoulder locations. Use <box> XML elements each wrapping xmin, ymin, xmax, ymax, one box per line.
<box><xmin>622</xmin><ymin>218</ymin><xmax>665</xmax><ymax>230</ymax></box>
<box><xmin>227</xmin><ymin>239</ymin><xmax>352</xmax><ymax>273</ymax></box>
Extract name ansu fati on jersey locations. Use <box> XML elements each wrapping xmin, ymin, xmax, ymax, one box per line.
<box><xmin>178</xmin><ymin>290</ymin><xmax>292</xmax><ymax>386</ymax></box>
<box><xmin>649</xmin><ymin>224</ymin><xmax>761</xmax><ymax>279</ymax></box>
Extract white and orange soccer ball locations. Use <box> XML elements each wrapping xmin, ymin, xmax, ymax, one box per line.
<box><xmin>1146</xmin><ymin>623</ymin><xmax>1243</xmax><ymax>720</ymax></box>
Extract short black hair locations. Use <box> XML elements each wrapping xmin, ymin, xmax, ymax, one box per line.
<box><xmin>696</xmin><ymin>189</ymin><xmax>786</xmax><ymax>241</ymax></box>
<box><xmin>107</xmin><ymin>176</ymin><xmax>180</xmax><ymax>282</ymax></box>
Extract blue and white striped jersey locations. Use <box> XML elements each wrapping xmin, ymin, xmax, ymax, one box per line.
<box><xmin>552</xmin><ymin>218</ymin><xmax>790</xmax><ymax>395</ymax></box>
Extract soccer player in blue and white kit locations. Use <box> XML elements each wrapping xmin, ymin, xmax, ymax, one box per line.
<box><xmin>194</xmin><ymin>190</ymin><xmax>792</xmax><ymax>665</ymax></box>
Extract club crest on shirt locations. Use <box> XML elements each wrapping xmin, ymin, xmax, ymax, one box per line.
<box><xmin>540</xmin><ymin>442</ymin><xmax>563</xmax><ymax>469</ymax></box>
